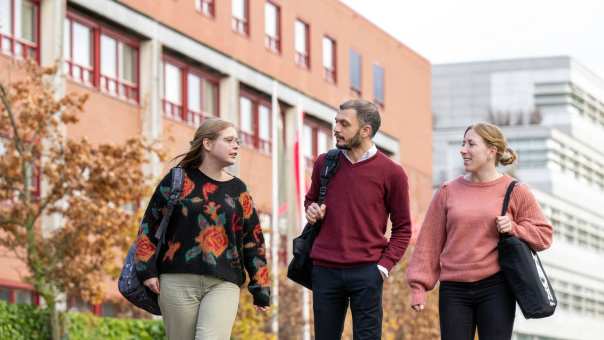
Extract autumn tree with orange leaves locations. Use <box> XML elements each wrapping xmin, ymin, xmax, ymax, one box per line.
<box><xmin>0</xmin><ymin>61</ymin><xmax>159</xmax><ymax>340</ymax></box>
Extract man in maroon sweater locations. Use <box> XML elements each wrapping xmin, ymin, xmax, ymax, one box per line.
<box><xmin>305</xmin><ymin>99</ymin><xmax>412</xmax><ymax>340</ymax></box>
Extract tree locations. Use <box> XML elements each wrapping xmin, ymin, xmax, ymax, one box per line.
<box><xmin>0</xmin><ymin>61</ymin><xmax>159</xmax><ymax>340</ymax></box>
<box><xmin>381</xmin><ymin>252</ymin><xmax>440</xmax><ymax>340</ymax></box>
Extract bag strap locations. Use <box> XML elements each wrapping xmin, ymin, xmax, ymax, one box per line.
<box><xmin>153</xmin><ymin>167</ymin><xmax>184</xmax><ymax>245</ymax></box>
<box><xmin>317</xmin><ymin>149</ymin><xmax>341</xmax><ymax>205</ymax></box>
<box><xmin>500</xmin><ymin>180</ymin><xmax>518</xmax><ymax>216</ymax></box>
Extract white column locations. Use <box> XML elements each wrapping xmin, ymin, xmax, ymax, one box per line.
<box><xmin>220</xmin><ymin>75</ymin><xmax>240</xmax><ymax>175</ymax></box>
<box><xmin>39</xmin><ymin>0</ymin><xmax>66</xmax><ymax>312</ymax></box>
<box><xmin>139</xmin><ymin>38</ymin><xmax>163</xmax><ymax>177</ymax></box>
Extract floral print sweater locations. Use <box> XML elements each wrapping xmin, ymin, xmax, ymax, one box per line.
<box><xmin>134</xmin><ymin>168</ymin><xmax>271</xmax><ymax>307</ymax></box>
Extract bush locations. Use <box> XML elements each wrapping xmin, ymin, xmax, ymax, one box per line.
<box><xmin>0</xmin><ymin>301</ymin><xmax>51</xmax><ymax>340</ymax></box>
<box><xmin>64</xmin><ymin>313</ymin><xmax>166</xmax><ymax>340</ymax></box>
<box><xmin>0</xmin><ymin>301</ymin><xmax>166</xmax><ymax>340</ymax></box>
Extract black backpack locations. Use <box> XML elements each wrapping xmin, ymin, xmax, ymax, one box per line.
<box><xmin>498</xmin><ymin>181</ymin><xmax>557</xmax><ymax>319</ymax></box>
<box><xmin>118</xmin><ymin>167</ymin><xmax>184</xmax><ymax>315</ymax></box>
<box><xmin>287</xmin><ymin>149</ymin><xmax>340</xmax><ymax>289</ymax></box>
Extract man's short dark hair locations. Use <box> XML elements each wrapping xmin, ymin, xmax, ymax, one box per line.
<box><xmin>339</xmin><ymin>99</ymin><xmax>381</xmax><ymax>137</ymax></box>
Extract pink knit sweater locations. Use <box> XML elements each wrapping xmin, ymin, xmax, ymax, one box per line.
<box><xmin>406</xmin><ymin>175</ymin><xmax>553</xmax><ymax>306</ymax></box>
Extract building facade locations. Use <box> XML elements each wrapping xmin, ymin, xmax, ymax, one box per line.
<box><xmin>432</xmin><ymin>56</ymin><xmax>604</xmax><ymax>340</ymax></box>
<box><xmin>0</xmin><ymin>0</ymin><xmax>433</xmax><ymax>318</ymax></box>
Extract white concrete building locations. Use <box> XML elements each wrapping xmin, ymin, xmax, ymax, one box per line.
<box><xmin>432</xmin><ymin>56</ymin><xmax>604</xmax><ymax>340</ymax></box>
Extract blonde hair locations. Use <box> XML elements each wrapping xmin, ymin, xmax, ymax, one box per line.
<box><xmin>464</xmin><ymin>122</ymin><xmax>517</xmax><ymax>166</ymax></box>
<box><xmin>174</xmin><ymin>118</ymin><xmax>236</xmax><ymax>169</ymax></box>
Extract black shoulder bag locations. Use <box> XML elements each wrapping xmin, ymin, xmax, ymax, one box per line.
<box><xmin>118</xmin><ymin>167</ymin><xmax>184</xmax><ymax>315</ymax></box>
<box><xmin>287</xmin><ymin>149</ymin><xmax>340</xmax><ymax>290</ymax></box>
<box><xmin>498</xmin><ymin>180</ymin><xmax>557</xmax><ymax>319</ymax></box>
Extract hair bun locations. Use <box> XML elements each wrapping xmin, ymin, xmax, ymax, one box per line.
<box><xmin>499</xmin><ymin>147</ymin><xmax>517</xmax><ymax>166</ymax></box>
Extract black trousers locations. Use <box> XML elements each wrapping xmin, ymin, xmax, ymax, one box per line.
<box><xmin>312</xmin><ymin>263</ymin><xmax>384</xmax><ymax>340</ymax></box>
<box><xmin>439</xmin><ymin>272</ymin><xmax>516</xmax><ymax>340</ymax></box>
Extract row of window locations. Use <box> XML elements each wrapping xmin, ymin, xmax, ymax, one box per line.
<box><xmin>1</xmin><ymin>1</ymin><xmax>385</xmax><ymax>154</ymax></box>
<box><xmin>0</xmin><ymin>0</ymin><xmax>38</xmax><ymax>60</ymax></box>
<box><xmin>549</xmin><ymin>277</ymin><xmax>604</xmax><ymax>318</ymax></box>
<box><xmin>64</xmin><ymin>12</ymin><xmax>139</xmax><ymax>102</ymax></box>
<box><xmin>201</xmin><ymin>0</ymin><xmax>385</xmax><ymax>104</ymax></box>
<box><xmin>544</xmin><ymin>203</ymin><xmax>604</xmax><ymax>253</ymax></box>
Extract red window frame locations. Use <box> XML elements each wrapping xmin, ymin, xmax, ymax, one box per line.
<box><xmin>264</xmin><ymin>1</ymin><xmax>281</xmax><ymax>53</ymax></box>
<box><xmin>303</xmin><ymin>116</ymin><xmax>332</xmax><ymax>168</ymax></box>
<box><xmin>196</xmin><ymin>0</ymin><xmax>215</xmax><ymax>18</ymax></box>
<box><xmin>0</xmin><ymin>0</ymin><xmax>40</xmax><ymax>62</ymax></box>
<box><xmin>98</xmin><ymin>27</ymin><xmax>140</xmax><ymax>102</ymax></box>
<box><xmin>0</xmin><ymin>280</ymin><xmax>40</xmax><ymax>305</ymax></box>
<box><xmin>294</xmin><ymin>19</ymin><xmax>310</xmax><ymax>69</ymax></box>
<box><xmin>239</xmin><ymin>88</ymin><xmax>272</xmax><ymax>154</ymax></box>
<box><xmin>64</xmin><ymin>13</ymin><xmax>96</xmax><ymax>87</ymax></box>
<box><xmin>323</xmin><ymin>35</ymin><xmax>337</xmax><ymax>84</ymax></box>
<box><xmin>232</xmin><ymin>0</ymin><xmax>249</xmax><ymax>36</ymax></box>
<box><xmin>65</xmin><ymin>10</ymin><xmax>140</xmax><ymax>103</ymax></box>
<box><xmin>162</xmin><ymin>54</ymin><xmax>221</xmax><ymax>127</ymax></box>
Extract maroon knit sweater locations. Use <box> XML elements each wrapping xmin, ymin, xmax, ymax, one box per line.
<box><xmin>304</xmin><ymin>151</ymin><xmax>412</xmax><ymax>271</ymax></box>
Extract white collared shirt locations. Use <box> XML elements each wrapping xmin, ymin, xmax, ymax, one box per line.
<box><xmin>342</xmin><ymin>144</ymin><xmax>378</xmax><ymax>164</ymax></box>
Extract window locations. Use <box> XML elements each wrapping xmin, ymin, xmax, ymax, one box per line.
<box><xmin>373</xmin><ymin>64</ymin><xmax>385</xmax><ymax>105</ymax></box>
<box><xmin>64</xmin><ymin>18</ymin><xmax>93</xmax><ymax>84</ymax></box>
<box><xmin>64</xmin><ymin>11</ymin><xmax>139</xmax><ymax>103</ymax></box>
<box><xmin>294</xmin><ymin>19</ymin><xmax>309</xmax><ymax>69</ymax></box>
<box><xmin>0</xmin><ymin>0</ymin><xmax>39</xmax><ymax>60</ymax></box>
<box><xmin>99</xmin><ymin>33</ymin><xmax>138</xmax><ymax>101</ymax></box>
<box><xmin>322</xmin><ymin>36</ymin><xmax>336</xmax><ymax>83</ymax></box>
<box><xmin>232</xmin><ymin>0</ymin><xmax>249</xmax><ymax>35</ymax></box>
<box><xmin>264</xmin><ymin>2</ymin><xmax>280</xmax><ymax>53</ymax></box>
<box><xmin>303</xmin><ymin>117</ymin><xmax>332</xmax><ymax>168</ymax></box>
<box><xmin>0</xmin><ymin>283</ymin><xmax>38</xmax><ymax>305</ymax></box>
<box><xmin>349</xmin><ymin>49</ymin><xmax>362</xmax><ymax>95</ymax></box>
<box><xmin>196</xmin><ymin>0</ymin><xmax>215</xmax><ymax>17</ymax></box>
<box><xmin>239</xmin><ymin>88</ymin><xmax>272</xmax><ymax>154</ymax></box>
<box><xmin>100</xmin><ymin>301</ymin><xmax>119</xmax><ymax>317</ymax></box>
<box><xmin>0</xmin><ymin>136</ymin><xmax>40</xmax><ymax>198</ymax></box>
<box><xmin>162</xmin><ymin>55</ymin><xmax>220</xmax><ymax>127</ymax></box>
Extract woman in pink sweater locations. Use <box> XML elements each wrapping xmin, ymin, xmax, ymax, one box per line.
<box><xmin>407</xmin><ymin>122</ymin><xmax>553</xmax><ymax>340</ymax></box>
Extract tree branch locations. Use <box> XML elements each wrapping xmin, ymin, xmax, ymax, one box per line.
<box><xmin>0</xmin><ymin>83</ymin><xmax>24</xmax><ymax>155</ymax></box>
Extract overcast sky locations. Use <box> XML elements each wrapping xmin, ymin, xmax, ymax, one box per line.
<box><xmin>340</xmin><ymin>0</ymin><xmax>604</xmax><ymax>78</ymax></box>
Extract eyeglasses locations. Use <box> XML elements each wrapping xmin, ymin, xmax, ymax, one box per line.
<box><xmin>223</xmin><ymin>137</ymin><xmax>241</xmax><ymax>146</ymax></box>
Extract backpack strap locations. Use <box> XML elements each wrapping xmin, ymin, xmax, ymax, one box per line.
<box><xmin>153</xmin><ymin>167</ymin><xmax>184</xmax><ymax>242</ymax></box>
<box><xmin>317</xmin><ymin>149</ymin><xmax>341</xmax><ymax>204</ymax></box>
<box><xmin>501</xmin><ymin>180</ymin><xmax>518</xmax><ymax>216</ymax></box>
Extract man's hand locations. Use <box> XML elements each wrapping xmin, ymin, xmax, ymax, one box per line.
<box><xmin>306</xmin><ymin>203</ymin><xmax>326</xmax><ymax>224</ymax></box>
<box><xmin>255</xmin><ymin>306</ymin><xmax>270</xmax><ymax>312</ymax></box>
<box><xmin>411</xmin><ymin>304</ymin><xmax>425</xmax><ymax>312</ymax></box>
<box><xmin>143</xmin><ymin>277</ymin><xmax>160</xmax><ymax>294</ymax></box>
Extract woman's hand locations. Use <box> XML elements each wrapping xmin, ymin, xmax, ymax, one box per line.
<box><xmin>255</xmin><ymin>305</ymin><xmax>270</xmax><ymax>312</ymax></box>
<box><xmin>143</xmin><ymin>277</ymin><xmax>160</xmax><ymax>294</ymax></box>
<box><xmin>496</xmin><ymin>215</ymin><xmax>513</xmax><ymax>234</ymax></box>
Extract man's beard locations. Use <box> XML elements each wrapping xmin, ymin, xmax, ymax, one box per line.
<box><xmin>336</xmin><ymin>129</ymin><xmax>363</xmax><ymax>150</ymax></box>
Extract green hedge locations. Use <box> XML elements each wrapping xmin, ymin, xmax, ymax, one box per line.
<box><xmin>0</xmin><ymin>301</ymin><xmax>166</xmax><ymax>340</ymax></box>
<box><xmin>0</xmin><ymin>300</ymin><xmax>51</xmax><ymax>339</ymax></box>
<box><xmin>64</xmin><ymin>313</ymin><xmax>166</xmax><ymax>340</ymax></box>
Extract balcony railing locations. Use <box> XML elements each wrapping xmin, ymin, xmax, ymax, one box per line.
<box><xmin>0</xmin><ymin>33</ymin><xmax>37</xmax><ymax>61</ymax></box>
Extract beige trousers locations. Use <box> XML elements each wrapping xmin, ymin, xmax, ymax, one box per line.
<box><xmin>158</xmin><ymin>273</ymin><xmax>240</xmax><ymax>340</ymax></box>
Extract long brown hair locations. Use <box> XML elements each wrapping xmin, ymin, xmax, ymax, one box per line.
<box><xmin>174</xmin><ymin>118</ymin><xmax>236</xmax><ymax>169</ymax></box>
<box><xmin>464</xmin><ymin>122</ymin><xmax>518</xmax><ymax>166</ymax></box>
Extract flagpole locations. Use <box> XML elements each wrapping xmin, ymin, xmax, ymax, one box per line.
<box><xmin>295</xmin><ymin>101</ymin><xmax>311</xmax><ymax>340</ymax></box>
<box><xmin>270</xmin><ymin>80</ymin><xmax>280</xmax><ymax>336</ymax></box>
